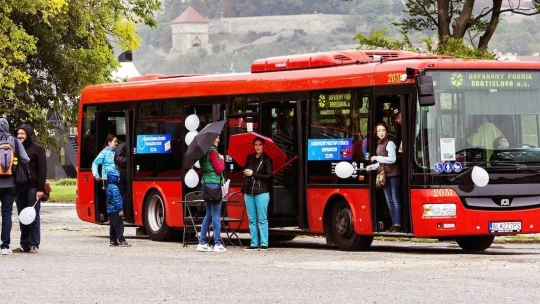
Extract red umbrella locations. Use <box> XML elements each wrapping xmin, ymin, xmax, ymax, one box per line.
<box><xmin>228</xmin><ymin>132</ymin><xmax>287</xmax><ymax>173</ymax></box>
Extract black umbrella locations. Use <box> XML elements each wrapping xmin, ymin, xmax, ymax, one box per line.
<box><xmin>183</xmin><ymin>120</ymin><xmax>226</xmax><ymax>169</ymax></box>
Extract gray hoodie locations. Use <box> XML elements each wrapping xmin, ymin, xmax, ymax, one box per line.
<box><xmin>0</xmin><ymin>118</ymin><xmax>29</xmax><ymax>189</ymax></box>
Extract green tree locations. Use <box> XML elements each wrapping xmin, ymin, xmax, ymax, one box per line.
<box><xmin>1</xmin><ymin>0</ymin><xmax>161</xmax><ymax>148</ymax></box>
<box><xmin>396</xmin><ymin>0</ymin><xmax>540</xmax><ymax>51</ymax></box>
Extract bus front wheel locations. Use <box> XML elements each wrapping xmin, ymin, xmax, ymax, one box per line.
<box><xmin>455</xmin><ymin>236</ymin><xmax>494</xmax><ymax>251</ymax></box>
<box><xmin>143</xmin><ymin>191</ymin><xmax>179</xmax><ymax>242</ymax></box>
<box><xmin>330</xmin><ymin>201</ymin><xmax>373</xmax><ymax>251</ymax></box>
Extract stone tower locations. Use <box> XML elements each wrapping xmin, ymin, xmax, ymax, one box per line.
<box><xmin>171</xmin><ymin>7</ymin><xmax>209</xmax><ymax>54</ymax></box>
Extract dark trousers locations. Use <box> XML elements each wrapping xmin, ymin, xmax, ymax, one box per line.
<box><xmin>16</xmin><ymin>188</ymin><xmax>41</xmax><ymax>249</ymax></box>
<box><xmin>1</xmin><ymin>187</ymin><xmax>17</xmax><ymax>249</ymax></box>
<box><xmin>109</xmin><ymin>212</ymin><xmax>125</xmax><ymax>242</ymax></box>
<box><xmin>118</xmin><ymin>181</ymin><xmax>127</xmax><ymax>212</ymax></box>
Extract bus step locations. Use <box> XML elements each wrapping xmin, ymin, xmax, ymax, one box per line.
<box><xmin>269</xmin><ymin>227</ymin><xmax>312</xmax><ymax>235</ymax></box>
<box><xmin>374</xmin><ymin>232</ymin><xmax>414</xmax><ymax>238</ymax></box>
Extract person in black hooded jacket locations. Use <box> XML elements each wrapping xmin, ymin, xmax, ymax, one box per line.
<box><xmin>242</xmin><ymin>137</ymin><xmax>273</xmax><ymax>251</ymax></box>
<box><xmin>14</xmin><ymin>124</ymin><xmax>47</xmax><ymax>253</ymax></box>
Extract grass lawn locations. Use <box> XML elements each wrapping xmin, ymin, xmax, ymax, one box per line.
<box><xmin>49</xmin><ymin>178</ymin><xmax>77</xmax><ymax>203</ymax></box>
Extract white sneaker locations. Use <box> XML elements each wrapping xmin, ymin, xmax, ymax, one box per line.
<box><xmin>196</xmin><ymin>243</ymin><xmax>213</xmax><ymax>252</ymax></box>
<box><xmin>1</xmin><ymin>248</ymin><xmax>13</xmax><ymax>255</ymax></box>
<box><xmin>214</xmin><ymin>244</ymin><xmax>227</xmax><ymax>252</ymax></box>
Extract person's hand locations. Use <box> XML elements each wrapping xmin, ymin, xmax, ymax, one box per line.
<box><xmin>243</xmin><ymin>169</ymin><xmax>253</xmax><ymax>176</ymax></box>
<box><xmin>219</xmin><ymin>154</ymin><xmax>224</xmax><ymax>160</ymax></box>
<box><xmin>36</xmin><ymin>191</ymin><xmax>44</xmax><ymax>201</ymax></box>
<box><xmin>96</xmin><ymin>177</ymin><xmax>102</xmax><ymax>182</ymax></box>
<box><xmin>366</xmin><ymin>165</ymin><xmax>372</xmax><ymax>172</ymax></box>
<box><xmin>370</xmin><ymin>156</ymin><xmax>378</xmax><ymax>162</ymax></box>
<box><xmin>119</xmin><ymin>211</ymin><xmax>124</xmax><ymax>217</ymax></box>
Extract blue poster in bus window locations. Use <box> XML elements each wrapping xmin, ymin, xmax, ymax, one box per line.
<box><xmin>136</xmin><ymin>134</ymin><xmax>172</xmax><ymax>154</ymax></box>
<box><xmin>308</xmin><ymin>138</ymin><xmax>353</xmax><ymax>161</ymax></box>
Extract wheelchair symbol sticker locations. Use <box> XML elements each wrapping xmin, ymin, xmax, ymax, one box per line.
<box><xmin>434</xmin><ymin>163</ymin><xmax>443</xmax><ymax>173</ymax></box>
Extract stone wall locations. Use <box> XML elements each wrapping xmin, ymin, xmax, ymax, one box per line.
<box><xmin>209</xmin><ymin>14</ymin><xmax>349</xmax><ymax>35</ymax></box>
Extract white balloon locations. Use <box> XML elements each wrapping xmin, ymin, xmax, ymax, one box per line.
<box><xmin>471</xmin><ymin>166</ymin><xmax>489</xmax><ymax>187</ymax></box>
<box><xmin>19</xmin><ymin>207</ymin><xmax>37</xmax><ymax>225</ymax></box>
<box><xmin>185</xmin><ymin>169</ymin><xmax>199</xmax><ymax>188</ymax></box>
<box><xmin>194</xmin><ymin>160</ymin><xmax>200</xmax><ymax>169</ymax></box>
<box><xmin>185</xmin><ymin>130</ymin><xmax>198</xmax><ymax>145</ymax></box>
<box><xmin>335</xmin><ymin>161</ymin><xmax>355</xmax><ymax>179</ymax></box>
<box><xmin>185</xmin><ymin>114</ymin><xmax>200</xmax><ymax>131</ymax></box>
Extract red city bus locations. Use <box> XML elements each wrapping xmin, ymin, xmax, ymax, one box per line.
<box><xmin>76</xmin><ymin>50</ymin><xmax>540</xmax><ymax>251</ymax></box>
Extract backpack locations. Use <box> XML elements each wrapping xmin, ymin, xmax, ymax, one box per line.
<box><xmin>0</xmin><ymin>135</ymin><xmax>15</xmax><ymax>176</ymax></box>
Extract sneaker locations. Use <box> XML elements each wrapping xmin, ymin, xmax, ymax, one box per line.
<box><xmin>1</xmin><ymin>248</ymin><xmax>13</xmax><ymax>255</ymax></box>
<box><xmin>12</xmin><ymin>247</ymin><xmax>28</xmax><ymax>253</ymax></box>
<box><xmin>260</xmin><ymin>246</ymin><xmax>268</xmax><ymax>251</ymax></box>
<box><xmin>197</xmin><ymin>243</ymin><xmax>213</xmax><ymax>252</ymax></box>
<box><xmin>110</xmin><ymin>241</ymin><xmax>119</xmax><ymax>247</ymax></box>
<box><xmin>118</xmin><ymin>241</ymin><xmax>131</xmax><ymax>247</ymax></box>
<box><xmin>213</xmin><ymin>244</ymin><xmax>227</xmax><ymax>252</ymax></box>
<box><xmin>393</xmin><ymin>225</ymin><xmax>402</xmax><ymax>233</ymax></box>
<box><xmin>244</xmin><ymin>246</ymin><xmax>259</xmax><ymax>251</ymax></box>
<box><xmin>385</xmin><ymin>225</ymin><xmax>395</xmax><ymax>233</ymax></box>
<box><xmin>29</xmin><ymin>247</ymin><xmax>39</xmax><ymax>254</ymax></box>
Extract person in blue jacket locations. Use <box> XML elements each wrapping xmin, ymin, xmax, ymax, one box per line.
<box><xmin>106</xmin><ymin>169</ymin><xmax>130</xmax><ymax>247</ymax></box>
<box><xmin>91</xmin><ymin>134</ymin><xmax>118</xmax><ymax>187</ymax></box>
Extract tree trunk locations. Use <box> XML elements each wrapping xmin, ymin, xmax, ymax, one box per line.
<box><xmin>437</xmin><ymin>0</ymin><xmax>451</xmax><ymax>41</ymax></box>
<box><xmin>452</xmin><ymin>0</ymin><xmax>475</xmax><ymax>39</ymax></box>
<box><xmin>478</xmin><ymin>0</ymin><xmax>502</xmax><ymax>50</ymax></box>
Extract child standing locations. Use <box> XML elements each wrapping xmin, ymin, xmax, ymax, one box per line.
<box><xmin>106</xmin><ymin>169</ymin><xmax>130</xmax><ymax>247</ymax></box>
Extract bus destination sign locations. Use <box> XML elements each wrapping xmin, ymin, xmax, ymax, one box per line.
<box><xmin>437</xmin><ymin>71</ymin><xmax>537</xmax><ymax>89</ymax></box>
<box><xmin>136</xmin><ymin>134</ymin><xmax>172</xmax><ymax>154</ymax></box>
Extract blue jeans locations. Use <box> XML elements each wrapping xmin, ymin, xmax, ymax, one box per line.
<box><xmin>199</xmin><ymin>184</ymin><xmax>223</xmax><ymax>245</ymax></box>
<box><xmin>244</xmin><ymin>192</ymin><xmax>269</xmax><ymax>247</ymax></box>
<box><xmin>16</xmin><ymin>188</ymin><xmax>41</xmax><ymax>249</ymax></box>
<box><xmin>383</xmin><ymin>177</ymin><xmax>401</xmax><ymax>226</ymax></box>
<box><xmin>1</xmin><ymin>187</ymin><xmax>17</xmax><ymax>249</ymax></box>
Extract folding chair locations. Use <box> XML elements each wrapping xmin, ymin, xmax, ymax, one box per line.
<box><xmin>182</xmin><ymin>191</ymin><xmax>204</xmax><ymax>247</ymax></box>
<box><xmin>221</xmin><ymin>192</ymin><xmax>246</xmax><ymax>247</ymax></box>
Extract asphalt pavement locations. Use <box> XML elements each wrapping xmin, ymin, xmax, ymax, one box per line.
<box><xmin>2</xmin><ymin>204</ymin><xmax>540</xmax><ymax>304</ymax></box>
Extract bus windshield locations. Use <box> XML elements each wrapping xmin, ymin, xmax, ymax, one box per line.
<box><xmin>415</xmin><ymin>70</ymin><xmax>540</xmax><ymax>172</ymax></box>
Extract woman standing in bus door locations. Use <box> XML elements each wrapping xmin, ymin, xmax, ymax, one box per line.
<box><xmin>197</xmin><ymin>135</ymin><xmax>227</xmax><ymax>253</ymax></box>
<box><xmin>366</xmin><ymin>123</ymin><xmax>402</xmax><ymax>232</ymax></box>
<box><xmin>92</xmin><ymin>134</ymin><xmax>119</xmax><ymax>188</ymax></box>
<box><xmin>242</xmin><ymin>137</ymin><xmax>273</xmax><ymax>251</ymax></box>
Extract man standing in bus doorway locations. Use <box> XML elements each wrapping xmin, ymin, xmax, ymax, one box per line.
<box><xmin>392</xmin><ymin>108</ymin><xmax>403</xmax><ymax>154</ymax></box>
<box><xmin>0</xmin><ymin>118</ymin><xmax>29</xmax><ymax>255</ymax></box>
<box><xmin>114</xmin><ymin>141</ymin><xmax>127</xmax><ymax>212</ymax></box>
<box><xmin>13</xmin><ymin>124</ymin><xmax>47</xmax><ymax>254</ymax></box>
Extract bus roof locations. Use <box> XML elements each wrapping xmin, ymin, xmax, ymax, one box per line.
<box><xmin>81</xmin><ymin>50</ymin><xmax>540</xmax><ymax>104</ymax></box>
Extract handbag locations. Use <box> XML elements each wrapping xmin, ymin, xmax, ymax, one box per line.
<box><xmin>202</xmin><ymin>183</ymin><xmax>223</xmax><ymax>203</ymax></box>
<box><xmin>375</xmin><ymin>164</ymin><xmax>386</xmax><ymax>189</ymax></box>
<box><xmin>40</xmin><ymin>180</ymin><xmax>52</xmax><ymax>201</ymax></box>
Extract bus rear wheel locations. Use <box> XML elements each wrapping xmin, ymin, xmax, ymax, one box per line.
<box><xmin>330</xmin><ymin>201</ymin><xmax>373</xmax><ymax>251</ymax></box>
<box><xmin>455</xmin><ymin>236</ymin><xmax>494</xmax><ymax>251</ymax></box>
<box><xmin>143</xmin><ymin>191</ymin><xmax>179</xmax><ymax>242</ymax></box>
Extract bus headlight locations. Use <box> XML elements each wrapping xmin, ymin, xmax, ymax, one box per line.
<box><xmin>423</xmin><ymin>204</ymin><xmax>456</xmax><ymax>217</ymax></box>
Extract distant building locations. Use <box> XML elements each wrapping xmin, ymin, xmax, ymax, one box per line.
<box><xmin>171</xmin><ymin>7</ymin><xmax>210</xmax><ymax>54</ymax></box>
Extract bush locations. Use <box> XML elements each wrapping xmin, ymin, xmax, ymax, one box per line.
<box><xmin>54</xmin><ymin>178</ymin><xmax>77</xmax><ymax>186</ymax></box>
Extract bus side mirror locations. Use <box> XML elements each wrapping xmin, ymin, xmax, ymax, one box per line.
<box><xmin>417</xmin><ymin>75</ymin><xmax>435</xmax><ymax>106</ymax></box>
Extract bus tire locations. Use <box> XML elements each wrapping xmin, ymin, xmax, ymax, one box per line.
<box><xmin>330</xmin><ymin>200</ymin><xmax>373</xmax><ymax>251</ymax></box>
<box><xmin>143</xmin><ymin>190</ymin><xmax>179</xmax><ymax>242</ymax></box>
<box><xmin>455</xmin><ymin>236</ymin><xmax>494</xmax><ymax>251</ymax></box>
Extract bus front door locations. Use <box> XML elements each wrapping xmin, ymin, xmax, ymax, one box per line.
<box><xmin>94</xmin><ymin>111</ymin><xmax>127</xmax><ymax>223</ymax></box>
<box><xmin>260</xmin><ymin>102</ymin><xmax>300</xmax><ymax>227</ymax></box>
